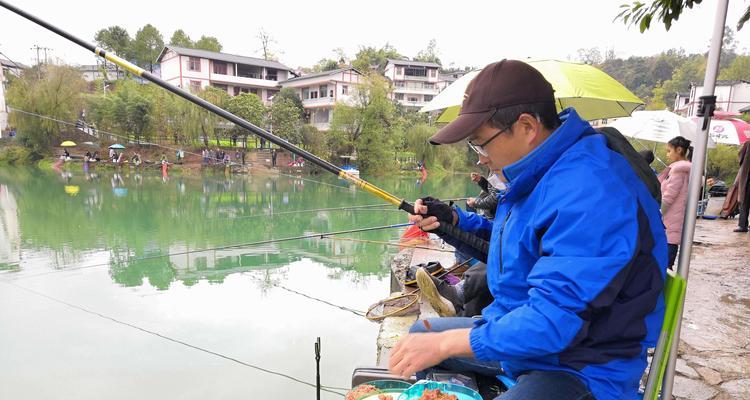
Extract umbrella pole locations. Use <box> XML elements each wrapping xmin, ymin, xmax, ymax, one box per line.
<box><xmin>661</xmin><ymin>0</ymin><xmax>728</xmax><ymax>398</ymax></box>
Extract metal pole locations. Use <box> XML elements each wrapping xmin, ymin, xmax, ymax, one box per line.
<box><xmin>315</xmin><ymin>337</ymin><xmax>321</xmax><ymax>400</ymax></box>
<box><xmin>661</xmin><ymin>0</ymin><xmax>728</xmax><ymax>397</ymax></box>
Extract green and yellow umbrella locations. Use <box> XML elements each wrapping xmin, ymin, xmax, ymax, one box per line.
<box><xmin>426</xmin><ymin>60</ymin><xmax>643</xmax><ymax>122</ymax></box>
<box><xmin>60</xmin><ymin>140</ymin><xmax>77</xmax><ymax>147</ymax></box>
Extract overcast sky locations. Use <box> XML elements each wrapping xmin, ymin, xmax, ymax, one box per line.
<box><xmin>1</xmin><ymin>0</ymin><xmax>748</xmax><ymax>70</ymax></box>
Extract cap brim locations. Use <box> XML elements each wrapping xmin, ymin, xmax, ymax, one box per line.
<box><xmin>429</xmin><ymin>110</ymin><xmax>494</xmax><ymax>145</ymax></box>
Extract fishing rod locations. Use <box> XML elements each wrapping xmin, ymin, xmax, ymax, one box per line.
<box><xmin>0</xmin><ymin>1</ymin><xmax>489</xmax><ymax>256</ymax></box>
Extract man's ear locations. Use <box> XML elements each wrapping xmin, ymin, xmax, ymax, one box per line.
<box><xmin>517</xmin><ymin>113</ymin><xmax>541</xmax><ymax>143</ymax></box>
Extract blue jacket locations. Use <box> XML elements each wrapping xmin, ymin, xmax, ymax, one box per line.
<box><xmin>446</xmin><ymin>109</ymin><xmax>667</xmax><ymax>400</ymax></box>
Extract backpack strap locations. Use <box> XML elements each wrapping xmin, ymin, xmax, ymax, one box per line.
<box><xmin>597</xmin><ymin>126</ymin><xmax>662</xmax><ymax>205</ymax></box>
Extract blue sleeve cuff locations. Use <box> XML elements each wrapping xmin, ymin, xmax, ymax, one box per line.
<box><xmin>469</xmin><ymin>324</ymin><xmax>492</xmax><ymax>361</ymax></box>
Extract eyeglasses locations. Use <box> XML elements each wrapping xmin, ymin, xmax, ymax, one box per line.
<box><xmin>467</xmin><ymin>119</ymin><xmax>516</xmax><ymax>157</ymax></box>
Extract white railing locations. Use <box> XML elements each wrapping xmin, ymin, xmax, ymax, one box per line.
<box><xmin>210</xmin><ymin>73</ymin><xmax>279</xmax><ymax>88</ymax></box>
<box><xmin>302</xmin><ymin>97</ymin><xmax>335</xmax><ymax>107</ymax></box>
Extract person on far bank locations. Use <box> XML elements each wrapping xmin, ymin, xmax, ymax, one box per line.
<box><xmin>389</xmin><ymin>60</ymin><xmax>667</xmax><ymax>400</ymax></box>
<box><xmin>658</xmin><ymin>136</ymin><xmax>692</xmax><ymax>268</ymax></box>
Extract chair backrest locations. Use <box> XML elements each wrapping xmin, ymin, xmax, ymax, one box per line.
<box><xmin>643</xmin><ymin>271</ymin><xmax>687</xmax><ymax>400</ymax></box>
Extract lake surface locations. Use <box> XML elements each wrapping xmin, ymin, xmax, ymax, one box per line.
<box><xmin>0</xmin><ymin>166</ymin><xmax>473</xmax><ymax>399</ymax></box>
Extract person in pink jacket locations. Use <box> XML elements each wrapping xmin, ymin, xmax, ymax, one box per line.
<box><xmin>658</xmin><ymin>136</ymin><xmax>692</xmax><ymax>268</ymax></box>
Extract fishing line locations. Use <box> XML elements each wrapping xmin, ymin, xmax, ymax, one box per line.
<box><xmin>0</xmin><ymin>280</ymin><xmax>347</xmax><ymax>396</ymax></box>
<box><xmin>9</xmin><ymin>223</ymin><xmax>412</xmax><ymax>280</ymax></box>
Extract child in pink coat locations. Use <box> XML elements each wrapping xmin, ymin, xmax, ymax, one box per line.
<box><xmin>658</xmin><ymin>136</ymin><xmax>692</xmax><ymax>268</ymax></box>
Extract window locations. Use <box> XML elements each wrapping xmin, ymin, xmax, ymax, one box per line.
<box><xmin>408</xmin><ymin>96</ymin><xmax>419</xmax><ymax>102</ymax></box>
<box><xmin>265</xmin><ymin>68</ymin><xmax>278</xmax><ymax>81</ymax></box>
<box><xmin>266</xmin><ymin>89</ymin><xmax>279</xmax><ymax>101</ymax></box>
<box><xmin>233</xmin><ymin>87</ymin><xmax>240</xmax><ymax>96</ymax></box>
<box><xmin>302</xmin><ymin>88</ymin><xmax>310</xmax><ymax>100</ymax></box>
<box><xmin>405</xmin><ymin>67</ymin><xmax>427</xmax><ymax>77</ymax></box>
<box><xmin>429</xmin><ymin>69</ymin><xmax>437</xmax><ymax>78</ymax></box>
<box><xmin>396</xmin><ymin>67</ymin><xmax>403</xmax><ymax>75</ymax></box>
<box><xmin>319</xmin><ymin>85</ymin><xmax>328</xmax><ymax>98</ymax></box>
<box><xmin>395</xmin><ymin>93</ymin><xmax>404</xmax><ymax>100</ymax></box>
<box><xmin>189</xmin><ymin>80</ymin><xmax>201</xmax><ymax>92</ymax></box>
<box><xmin>342</xmin><ymin>85</ymin><xmax>349</xmax><ymax>95</ymax></box>
<box><xmin>395</xmin><ymin>81</ymin><xmax>405</xmax><ymax>88</ymax></box>
<box><xmin>330</xmin><ymin>90</ymin><xmax>334</xmax><ymax>97</ymax></box>
<box><xmin>188</xmin><ymin>57</ymin><xmax>201</xmax><ymax>72</ymax></box>
<box><xmin>424</xmin><ymin>95</ymin><xmax>434</xmax><ymax>102</ymax></box>
<box><xmin>213</xmin><ymin>61</ymin><xmax>228</xmax><ymax>75</ymax></box>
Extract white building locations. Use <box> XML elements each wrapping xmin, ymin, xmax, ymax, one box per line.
<box><xmin>437</xmin><ymin>71</ymin><xmax>468</xmax><ymax>92</ymax></box>
<box><xmin>279</xmin><ymin>68</ymin><xmax>362</xmax><ymax>131</ymax></box>
<box><xmin>78</xmin><ymin>63</ymin><xmax>127</xmax><ymax>82</ymax></box>
<box><xmin>383</xmin><ymin>59</ymin><xmax>441</xmax><ymax>109</ymax></box>
<box><xmin>680</xmin><ymin>80</ymin><xmax>750</xmax><ymax>117</ymax></box>
<box><xmin>672</xmin><ymin>92</ymin><xmax>690</xmax><ymax>115</ymax></box>
<box><xmin>157</xmin><ymin>45</ymin><xmax>296</xmax><ymax>104</ymax></box>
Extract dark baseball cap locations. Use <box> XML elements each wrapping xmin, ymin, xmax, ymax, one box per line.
<box><xmin>429</xmin><ymin>59</ymin><xmax>555</xmax><ymax>145</ymax></box>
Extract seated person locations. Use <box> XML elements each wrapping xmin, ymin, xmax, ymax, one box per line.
<box><xmin>389</xmin><ymin>60</ymin><xmax>667</xmax><ymax>400</ymax></box>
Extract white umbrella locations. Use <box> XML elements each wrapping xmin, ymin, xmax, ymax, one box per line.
<box><xmin>693</xmin><ymin>118</ymin><xmax>750</xmax><ymax>145</ymax></box>
<box><xmin>421</xmin><ymin>70</ymin><xmax>479</xmax><ymax>112</ymax></box>
<box><xmin>607</xmin><ymin>110</ymin><xmax>716</xmax><ymax>148</ymax></box>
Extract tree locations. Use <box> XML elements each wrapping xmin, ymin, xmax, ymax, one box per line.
<box><xmin>194</xmin><ymin>35</ymin><xmax>222</xmax><ymax>52</ymax></box>
<box><xmin>275</xmin><ymin>88</ymin><xmax>304</xmax><ymax>116</ymax></box>
<box><xmin>270</xmin><ymin>98</ymin><xmax>303</xmax><ymax>144</ymax></box>
<box><xmin>300</xmin><ymin>124</ymin><xmax>325</xmax><ymax>155</ymax></box>
<box><xmin>197</xmin><ymin>86</ymin><xmax>230</xmax><ymax>146</ymax></box>
<box><xmin>96</xmin><ymin>80</ymin><xmax>155</xmax><ymax>144</ymax></box>
<box><xmin>314</xmin><ymin>58</ymin><xmax>339</xmax><ymax>72</ymax></box>
<box><xmin>718</xmin><ymin>55</ymin><xmax>750</xmax><ymax>81</ymax></box>
<box><xmin>94</xmin><ymin>26</ymin><xmax>132</xmax><ymax>58</ymax></box>
<box><xmin>257</xmin><ymin>28</ymin><xmax>278</xmax><ymax>61</ymax></box>
<box><xmin>415</xmin><ymin>39</ymin><xmax>441</xmax><ymax>65</ymax></box>
<box><xmin>226</xmin><ymin>93</ymin><xmax>266</xmax><ymax>146</ymax></box>
<box><xmin>352</xmin><ymin>44</ymin><xmax>404</xmax><ymax>73</ymax></box>
<box><xmin>94</xmin><ymin>26</ymin><xmax>132</xmax><ymax>75</ymax></box>
<box><xmin>330</xmin><ymin>74</ymin><xmax>399</xmax><ymax>173</ymax></box>
<box><xmin>706</xmin><ymin>144</ymin><xmax>741</xmax><ymax>182</ymax></box>
<box><xmin>169</xmin><ymin>29</ymin><xmax>193</xmax><ymax>47</ymax></box>
<box><xmin>6</xmin><ymin>65</ymin><xmax>87</xmax><ymax>156</ymax></box>
<box><xmin>132</xmin><ymin>24</ymin><xmax>164</xmax><ymax>72</ymax></box>
<box><xmin>577</xmin><ymin>47</ymin><xmax>603</xmax><ymax>65</ymax></box>
<box><xmin>617</xmin><ymin>0</ymin><xmax>749</xmax><ymax>32</ymax></box>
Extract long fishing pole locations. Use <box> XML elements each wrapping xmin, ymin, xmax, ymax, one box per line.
<box><xmin>0</xmin><ymin>1</ymin><xmax>489</xmax><ymax>256</ymax></box>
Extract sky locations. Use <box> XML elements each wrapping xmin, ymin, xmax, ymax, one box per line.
<box><xmin>0</xmin><ymin>0</ymin><xmax>748</xmax><ymax>70</ymax></box>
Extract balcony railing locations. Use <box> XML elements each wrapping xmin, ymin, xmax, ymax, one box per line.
<box><xmin>209</xmin><ymin>73</ymin><xmax>280</xmax><ymax>88</ymax></box>
<box><xmin>302</xmin><ymin>97</ymin><xmax>335</xmax><ymax>107</ymax></box>
<box><xmin>393</xmin><ymin>84</ymin><xmax>440</xmax><ymax>94</ymax></box>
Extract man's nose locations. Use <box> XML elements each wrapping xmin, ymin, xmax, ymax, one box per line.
<box><xmin>478</xmin><ymin>154</ymin><xmax>491</xmax><ymax>166</ymax></box>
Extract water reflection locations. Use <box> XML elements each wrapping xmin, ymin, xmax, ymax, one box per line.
<box><xmin>0</xmin><ymin>167</ymin><xmax>473</xmax><ymax>288</ymax></box>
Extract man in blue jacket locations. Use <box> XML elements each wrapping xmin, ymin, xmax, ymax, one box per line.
<box><xmin>388</xmin><ymin>60</ymin><xmax>668</xmax><ymax>400</ymax></box>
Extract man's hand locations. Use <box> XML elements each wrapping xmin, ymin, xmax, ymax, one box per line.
<box><xmin>388</xmin><ymin>329</ymin><xmax>474</xmax><ymax>379</ymax></box>
<box><xmin>466</xmin><ymin>197</ymin><xmax>476</xmax><ymax>207</ymax></box>
<box><xmin>388</xmin><ymin>332</ymin><xmax>447</xmax><ymax>379</ymax></box>
<box><xmin>407</xmin><ymin>197</ymin><xmax>458</xmax><ymax>232</ymax></box>
<box><xmin>470</xmin><ymin>172</ymin><xmax>481</xmax><ymax>182</ymax></box>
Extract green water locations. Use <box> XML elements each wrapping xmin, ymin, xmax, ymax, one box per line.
<box><xmin>0</xmin><ymin>166</ymin><xmax>473</xmax><ymax>399</ymax></box>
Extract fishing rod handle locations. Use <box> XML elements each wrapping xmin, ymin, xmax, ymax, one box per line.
<box><xmin>398</xmin><ymin>200</ymin><xmax>490</xmax><ymax>256</ymax></box>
